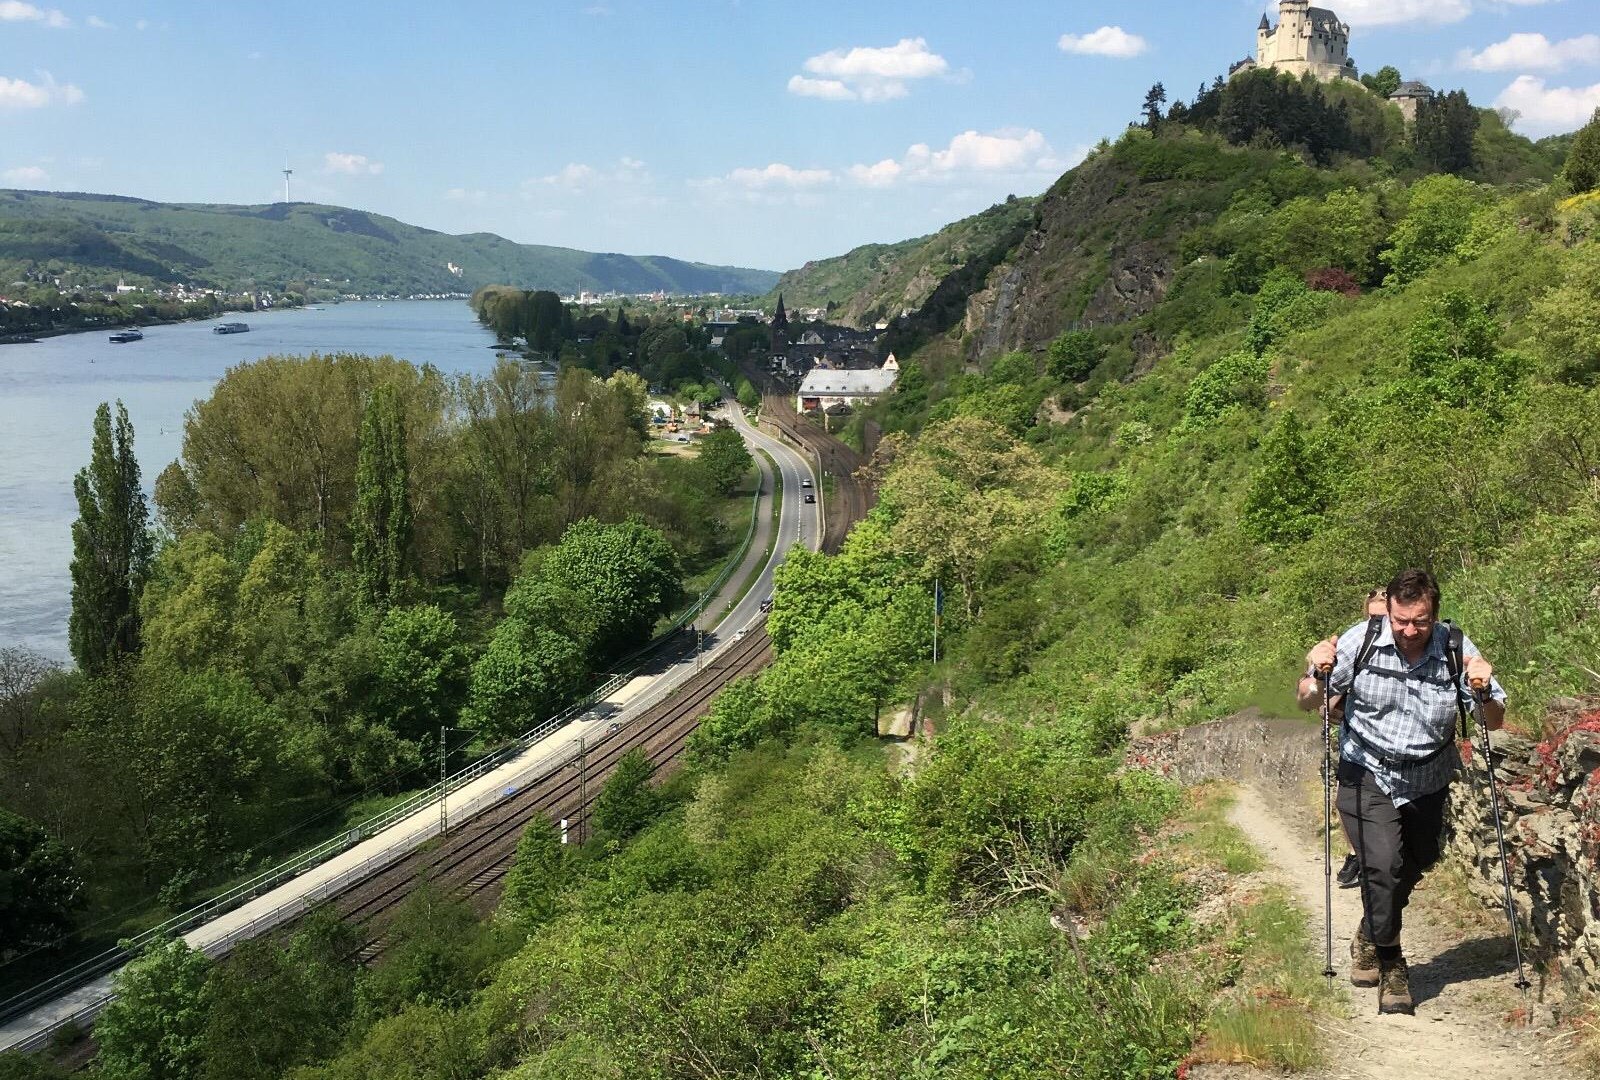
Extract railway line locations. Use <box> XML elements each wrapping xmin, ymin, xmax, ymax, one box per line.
<box><xmin>324</xmin><ymin>627</ymin><xmax>775</xmax><ymax>960</ymax></box>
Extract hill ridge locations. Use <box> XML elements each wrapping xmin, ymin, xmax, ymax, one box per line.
<box><xmin>0</xmin><ymin>189</ymin><xmax>779</xmax><ymax>297</ymax></box>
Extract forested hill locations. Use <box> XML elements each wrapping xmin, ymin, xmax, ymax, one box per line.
<box><xmin>764</xmin><ymin>195</ymin><xmax>1036</xmax><ymax>328</ymax></box>
<box><xmin>0</xmin><ymin>190</ymin><xmax>780</xmax><ymax>296</ymax></box>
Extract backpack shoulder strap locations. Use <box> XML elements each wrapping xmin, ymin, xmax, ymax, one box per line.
<box><xmin>1349</xmin><ymin>614</ymin><xmax>1385</xmax><ymax>683</ymax></box>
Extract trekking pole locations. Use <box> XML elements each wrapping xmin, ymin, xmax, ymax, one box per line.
<box><xmin>1318</xmin><ymin>669</ymin><xmax>1337</xmax><ymax>985</ymax></box>
<box><xmin>1467</xmin><ymin>680</ymin><xmax>1533</xmax><ymax>994</ymax></box>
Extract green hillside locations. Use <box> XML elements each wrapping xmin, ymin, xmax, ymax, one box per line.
<box><xmin>0</xmin><ymin>190</ymin><xmax>779</xmax><ymax>296</ymax></box>
<box><xmin>765</xmin><ymin>195</ymin><xmax>1036</xmax><ymax>327</ymax></box>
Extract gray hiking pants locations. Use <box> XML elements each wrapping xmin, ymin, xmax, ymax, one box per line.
<box><xmin>1336</xmin><ymin>761</ymin><xmax>1450</xmax><ymax>949</ymax></box>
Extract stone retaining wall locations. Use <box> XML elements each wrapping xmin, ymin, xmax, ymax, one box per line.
<box><xmin>1127</xmin><ymin>703</ymin><xmax>1600</xmax><ymax>1001</ymax></box>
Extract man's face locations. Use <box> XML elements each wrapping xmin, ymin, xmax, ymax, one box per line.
<box><xmin>1387</xmin><ymin>596</ymin><xmax>1435</xmax><ymax>653</ymax></box>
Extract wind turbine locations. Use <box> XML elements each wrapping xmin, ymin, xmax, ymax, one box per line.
<box><xmin>282</xmin><ymin>161</ymin><xmax>293</xmax><ymax>203</ymax></box>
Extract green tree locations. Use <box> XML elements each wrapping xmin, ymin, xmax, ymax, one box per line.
<box><xmin>463</xmin><ymin>619</ymin><xmax>585</xmax><ymax>742</ymax></box>
<box><xmin>592</xmin><ymin>748</ymin><xmax>660</xmax><ymax>841</ymax></box>
<box><xmin>1241</xmin><ymin>412</ymin><xmax>1324</xmax><ymax>546</ymax></box>
<box><xmin>200</xmin><ymin>913</ymin><xmax>359</xmax><ymax>1080</ymax></box>
<box><xmin>372</xmin><ymin>604</ymin><xmax>470</xmax><ymax>744</ymax></box>
<box><xmin>1361</xmin><ymin>65</ymin><xmax>1402</xmax><ymax>100</ymax></box>
<box><xmin>1142</xmin><ymin>83</ymin><xmax>1167</xmax><ymax>130</ymax></box>
<box><xmin>1180</xmin><ymin>350</ymin><xmax>1270</xmax><ymax>428</ymax></box>
<box><xmin>1528</xmin><ymin>243</ymin><xmax>1600</xmax><ymax>384</ymax></box>
<box><xmin>1413</xmin><ymin>89</ymin><xmax>1479</xmax><ymax>175</ymax></box>
<box><xmin>0</xmin><ymin>809</ymin><xmax>84</xmax><ymax>954</ymax></box>
<box><xmin>500</xmin><ymin>815</ymin><xmax>571</xmax><ymax>928</ymax></box>
<box><xmin>69</xmin><ymin>401</ymin><xmax>151</xmax><ymax>674</ymax></box>
<box><xmin>1405</xmin><ymin>291</ymin><xmax>1523</xmax><ymax>414</ymax></box>
<box><xmin>513</xmin><ymin>518</ymin><xmax>682</xmax><ymax>662</ymax></box>
<box><xmin>352</xmin><ymin>384</ymin><xmax>411</xmax><ymax>609</ymax></box>
<box><xmin>95</xmin><ymin>938</ymin><xmax>213</xmax><ymax>1080</ymax></box>
<box><xmin>1046</xmin><ymin>330</ymin><xmax>1100</xmax><ymax>382</ymax></box>
<box><xmin>692</xmin><ymin>427</ymin><xmax>753</xmax><ymax>495</ymax></box>
<box><xmin>1380</xmin><ymin>174</ymin><xmax>1493</xmax><ymax>285</ymax></box>
<box><xmin>1563</xmin><ymin>107</ymin><xmax>1600</xmax><ymax>194</ymax></box>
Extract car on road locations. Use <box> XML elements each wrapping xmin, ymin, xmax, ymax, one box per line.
<box><xmin>759</xmin><ymin>596</ymin><xmax>773</xmax><ymax>612</ymax></box>
<box><xmin>803</xmin><ymin>493</ymin><xmax>816</xmax><ymax>504</ymax></box>
<box><xmin>800</xmin><ymin>478</ymin><xmax>812</xmax><ymax>488</ymax></box>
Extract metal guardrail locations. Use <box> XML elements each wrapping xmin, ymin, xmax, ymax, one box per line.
<box><xmin>0</xmin><ymin>434</ymin><xmax>771</xmax><ymax>1051</ymax></box>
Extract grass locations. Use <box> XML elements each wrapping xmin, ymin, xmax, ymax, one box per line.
<box><xmin>1170</xmin><ymin>784</ymin><xmax>1267</xmax><ymax>875</ymax></box>
<box><xmin>1156</xmin><ymin>784</ymin><xmax>1335</xmax><ymax>1073</ymax></box>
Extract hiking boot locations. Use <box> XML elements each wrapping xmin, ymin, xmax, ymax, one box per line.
<box><xmin>1337</xmin><ymin>853</ymin><xmax>1361</xmax><ymax>889</ymax></box>
<box><xmin>1349</xmin><ymin>927</ymin><xmax>1380</xmax><ymax>987</ymax></box>
<box><xmin>1379</xmin><ymin>956</ymin><xmax>1414</xmax><ymax>1015</ymax></box>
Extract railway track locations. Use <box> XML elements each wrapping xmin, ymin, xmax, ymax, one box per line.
<box><xmin>316</xmin><ymin>626</ymin><xmax>776</xmax><ymax>961</ymax></box>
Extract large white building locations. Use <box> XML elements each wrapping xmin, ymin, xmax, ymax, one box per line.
<box><xmin>1237</xmin><ymin>0</ymin><xmax>1356</xmax><ymax>83</ymax></box>
<box><xmin>797</xmin><ymin>361</ymin><xmax>899</xmax><ymax>414</ymax></box>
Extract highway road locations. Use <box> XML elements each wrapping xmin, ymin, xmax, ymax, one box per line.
<box><xmin>0</xmin><ymin>410</ymin><xmax>819</xmax><ymax>1055</ymax></box>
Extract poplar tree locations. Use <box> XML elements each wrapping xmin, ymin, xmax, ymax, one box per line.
<box><xmin>68</xmin><ymin>400</ymin><xmax>151</xmax><ymax>673</ymax></box>
<box><xmin>352</xmin><ymin>384</ymin><xmax>411</xmax><ymax>609</ymax></box>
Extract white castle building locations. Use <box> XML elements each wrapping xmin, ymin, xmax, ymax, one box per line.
<box><xmin>1235</xmin><ymin>0</ymin><xmax>1357</xmax><ymax>83</ymax></box>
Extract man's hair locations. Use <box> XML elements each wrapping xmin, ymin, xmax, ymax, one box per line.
<box><xmin>1385</xmin><ymin>568</ymin><xmax>1440</xmax><ymax>616</ymax></box>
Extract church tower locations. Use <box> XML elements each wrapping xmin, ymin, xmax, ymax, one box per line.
<box><xmin>769</xmin><ymin>293</ymin><xmax>789</xmax><ymax>353</ymax></box>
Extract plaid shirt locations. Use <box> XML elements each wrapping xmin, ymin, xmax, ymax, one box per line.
<box><xmin>1328</xmin><ymin>617</ymin><xmax>1507</xmax><ymax>805</ymax></box>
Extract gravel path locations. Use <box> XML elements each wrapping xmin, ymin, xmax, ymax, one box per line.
<box><xmin>1225</xmin><ymin>783</ymin><xmax>1579</xmax><ymax>1079</ymax></box>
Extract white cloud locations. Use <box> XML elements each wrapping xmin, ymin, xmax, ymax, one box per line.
<box><xmin>1286</xmin><ymin>0</ymin><xmax>1470</xmax><ymax>26</ymax></box>
<box><xmin>532</xmin><ymin>158</ymin><xmax>650</xmax><ymax>192</ymax></box>
<box><xmin>134</xmin><ymin>17</ymin><xmax>146</xmax><ymax>29</ymax></box>
<box><xmin>847</xmin><ymin>129</ymin><xmax>1071</xmax><ymax>188</ymax></box>
<box><xmin>444</xmin><ymin>187</ymin><xmax>488</xmax><ymax>203</ymax></box>
<box><xmin>848</xmin><ymin>159</ymin><xmax>903</xmax><ymax>187</ymax></box>
<box><xmin>0</xmin><ymin>73</ymin><xmax>84</xmax><ymax>109</ymax></box>
<box><xmin>86</xmin><ymin>14</ymin><xmax>112</xmax><ymax>28</ymax></box>
<box><xmin>0</xmin><ymin>1</ymin><xmax>69</xmax><ymax>26</ymax></box>
<box><xmin>1458</xmin><ymin>33</ymin><xmax>1600</xmax><ymax>72</ymax></box>
<box><xmin>788</xmin><ymin>37</ymin><xmax>949</xmax><ymax>103</ymax></box>
<box><xmin>1494</xmin><ymin>75</ymin><xmax>1600</xmax><ymax>135</ymax></box>
<box><xmin>323</xmin><ymin>152</ymin><xmax>384</xmax><ymax>175</ymax></box>
<box><xmin>727</xmin><ymin>163</ymin><xmax>835</xmax><ymax>188</ymax></box>
<box><xmin>1057</xmin><ymin>26</ymin><xmax>1147</xmax><ymax>59</ymax></box>
<box><xmin>787</xmin><ymin>75</ymin><xmax>856</xmax><ymax>101</ymax></box>
<box><xmin>2</xmin><ymin>164</ymin><xmax>48</xmax><ymax>184</ymax></box>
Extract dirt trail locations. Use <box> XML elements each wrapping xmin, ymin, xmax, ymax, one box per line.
<box><xmin>1227</xmin><ymin>784</ymin><xmax>1578</xmax><ymax>1080</ymax></box>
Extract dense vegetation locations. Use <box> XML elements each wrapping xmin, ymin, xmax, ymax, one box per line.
<box><xmin>0</xmin><ymin>191</ymin><xmax>779</xmax><ymax>300</ymax></box>
<box><xmin>0</xmin><ymin>341</ymin><xmax>756</xmax><ymax>986</ymax></box>
<box><xmin>7</xmin><ymin>80</ymin><xmax>1600</xmax><ymax>1080</ymax></box>
<box><xmin>470</xmin><ymin>286</ymin><xmax>761</xmax><ymax>407</ymax></box>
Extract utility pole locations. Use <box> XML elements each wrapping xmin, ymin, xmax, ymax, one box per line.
<box><xmin>438</xmin><ymin>726</ymin><xmax>473</xmax><ymax>837</ymax></box>
<box><xmin>577</xmin><ymin>736</ymin><xmax>588</xmax><ymax>843</ymax></box>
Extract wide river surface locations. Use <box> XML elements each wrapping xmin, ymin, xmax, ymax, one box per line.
<box><xmin>0</xmin><ymin>300</ymin><xmax>505</xmax><ymax>661</ymax></box>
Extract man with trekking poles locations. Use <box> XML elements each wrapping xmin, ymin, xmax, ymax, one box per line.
<box><xmin>1300</xmin><ymin>568</ymin><xmax>1527</xmax><ymax>1015</ymax></box>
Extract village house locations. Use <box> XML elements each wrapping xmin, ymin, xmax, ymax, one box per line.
<box><xmin>797</xmin><ymin>353</ymin><xmax>900</xmax><ymax>414</ymax></box>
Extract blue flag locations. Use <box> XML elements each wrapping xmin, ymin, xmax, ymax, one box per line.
<box><xmin>934</xmin><ymin>579</ymin><xmax>943</xmax><ymax>617</ymax></box>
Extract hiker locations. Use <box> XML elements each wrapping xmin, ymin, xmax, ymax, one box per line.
<box><xmin>1296</xmin><ymin>587</ymin><xmax>1390</xmax><ymax>888</ymax></box>
<box><xmin>1303</xmin><ymin>568</ymin><xmax>1506</xmax><ymax>1015</ymax></box>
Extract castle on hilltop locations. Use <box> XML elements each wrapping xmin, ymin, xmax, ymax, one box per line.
<box><xmin>1232</xmin><ymin>0</ymin><xmax>1357</xmax><ymax>83</ymax></box>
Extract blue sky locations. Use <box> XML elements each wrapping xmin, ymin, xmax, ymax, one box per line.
<box><xmin>2</xmin><ymin>1</ymin><xmax>1597</xmax><ymax>272</ymax></box>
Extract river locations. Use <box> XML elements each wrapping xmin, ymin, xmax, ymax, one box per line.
<box><xmin>0</xmin><ymin>301</ymin><xmax>507</xmax><ymax>662</ymax></box>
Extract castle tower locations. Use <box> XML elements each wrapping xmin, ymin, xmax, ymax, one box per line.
<box><xmin>1251</xmin><ymin>0</ymin><xmax>1354</xmax><ymax>83</ymax></box>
